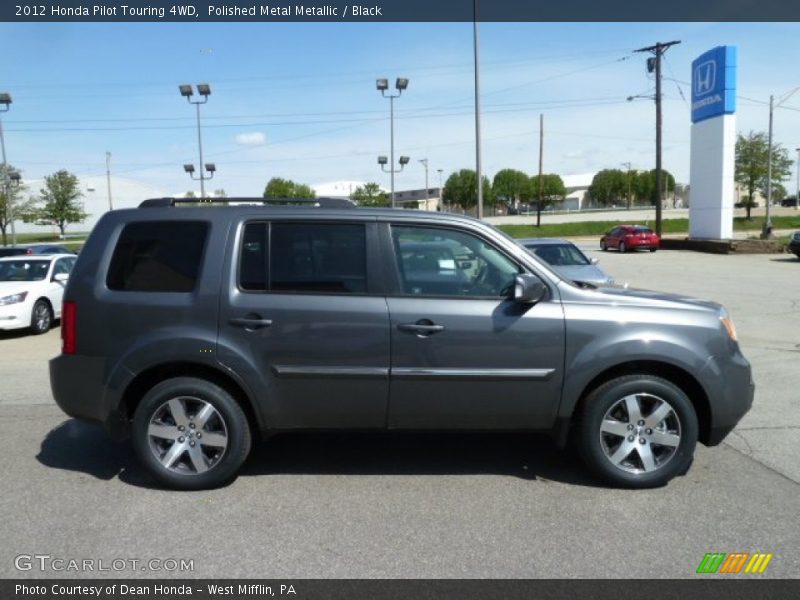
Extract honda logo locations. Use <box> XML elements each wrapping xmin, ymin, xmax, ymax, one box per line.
<box><xmin>695</xmin><ymin>60</ymin><xmax>716</xmax><ymax>96</ymax></box>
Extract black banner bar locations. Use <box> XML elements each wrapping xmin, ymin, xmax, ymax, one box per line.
<box><xmin>4</xmin><ymin>579</ymin><xmax>800</xmax><ymax>600</ymax></box>
<box><xmin>3</xmin><ymin>0</ymin><xmax>800</xmax><ymax>23</ymax></box>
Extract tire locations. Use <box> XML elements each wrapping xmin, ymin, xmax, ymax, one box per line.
<box><xmin>650</xmin><ymin>248</ymin><xmax>657</xmax><ymax>253</ymax></box>
<box><xmin>29</xmin><ymin>299</ymin><xmax>52</xmax><ymax>335</ymax></box>
<box><xmin>132</xmin><ymin>377</ymin><xmax>252</xmax><ymax>490</ymax></box>
<box><xmin>600</xmin><ymin>240</ymin><xmax>608</xmax><ymax>251</ymax></box>
<box><xmin>618</xmin><ymin>241</ymin><xmax>626</xmax><ymax>253</ymax></box>
<box><xmin>577</xmin><ymin>374</ymin><xmax>698</xmax><ymax>488</ymax></box>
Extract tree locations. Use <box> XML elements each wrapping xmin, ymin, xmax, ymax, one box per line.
<box><xmin>735</xmin><ymin>131</ymin><xmax>793</xmax><ymax>220</ymax></box>
<box><xmin>352</xmin><ymin>182</ymin><xmax>388</xmax><ymax>207</ymax></box>
<box><xmin>529</xmin><ymin>173</ymin><xmax>566</xmax><ymax>210</ymax></box>
<box><xmin>0</xmin><ymin>164</ymin><xmax>35</xmax><ymax>246</ymax></box>
<box><xmin>213</xmin><ymin>189</ymin><xmax>227</xmax><ymax>198</ymax></box>
<box><xmin>442</xmin><ymin>169</ymin><xmax>491</xmax><ymax>212</ymax></box>
<box><xmin>588</xmin><ymin>169</ymin><xmax>627</xmax><ymax>206</ymax></box>
<box><xmin>492</xmin><ymin>169</ymin><xmax>530</xmax><ymax>206</ymax></box>
<box><xmin>263</xmin><ymin>177</ymin><xmax>316</xmax><ymax>199</ymax></box>
<box><xmin>26</xmin><ymin>170</ymin><xmax>89</xmax><ymax>236</ymax></box>
<box><xmin>633</xmin><ymin>169</ymin><xmax>675</xmax><ymax>205</ymax></box>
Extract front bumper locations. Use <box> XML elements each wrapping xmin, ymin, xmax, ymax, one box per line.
<box><xmin>0</xmin><ymin>301</ymin><xmax>31</xmax><ymax>330</ymax></box>
<box><xmin>701</xmin><ymin>350</ymin><xmax>755</xmax><ymax>446</ymax></box>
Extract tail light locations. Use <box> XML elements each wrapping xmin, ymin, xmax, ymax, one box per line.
<box><xmin>26</xmin><ymin>248</ymin><xmax>33</xmax><ymax>254</ymax></box>
<box><xmin>62</xmin><ymin>301</ymin><xmax>76</xmax><ymax>354</ymax></box>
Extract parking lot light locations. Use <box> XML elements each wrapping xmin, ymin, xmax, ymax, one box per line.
<box><xmin>376</xmin><ymin>76</ymin><xmax>409</xmax><ymax>207</ymax></box>
<box><xmin>183</xmin><ymin>164</ymin><xmax>195</xmax><ymax>174</ymax></box>
<box><xmin>179</xmin><ymin>83</ymin><xmax>213</xmax><ymax>198</ymax></box>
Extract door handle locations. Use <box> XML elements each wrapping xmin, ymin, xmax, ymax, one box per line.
<box><xmin>397</xmin><ymin>321</ymin><xmax>445</xmax><ymax>336</ymax></box>
<box><xmin>229</xmin><ymin>317</ymin><xmax>273</xmax><ymax>329</ymax></box>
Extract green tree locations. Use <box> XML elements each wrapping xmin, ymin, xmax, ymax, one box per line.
<box><xmin>263</xmin><ymin>177</ymin><xmax>316</xmax><ymax>199</ymax></box>
<box><xmin>633</xmin><ymin>169</ymin><xmax>676</xmax><ymax>205</ymax></box>
<box><xmin>442</xmin><ymin>169</ymin><xmax>491</xmax><ymax>212</ymax></box>
<box><xmin>588</xmin><ymin>169</ymin><xmax>627</xmax><ymax>206</ymax></box>
<box><xmin>0</xmin><ymin>164</ymin><xmax>34</xmax><ymax>246</ymax></box>
<box><xmin>529</xmin><ymin>173</ymin><xmax>567</xmax><ymax>210</ymax></box>
<box><xmin>352</xmin><ymin>182</ymin><xmax>388</xmax><ymax>207</ymax></box>
<box><xmin>26</xmin><ymin>170</ymin><xmax>88</xmax><ymax>236</ymax></box>
<box><xmin>735</xmin><ymin>131</ymin><xmax>792</xmax><ymax>220</ymax></box>
<box><xmin>492</xmin><ymin>169</ymin><xmax>530</xmax><ymax>206</ymax></box>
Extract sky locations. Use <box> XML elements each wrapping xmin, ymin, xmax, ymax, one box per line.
<box><xmin>2</xmin><ymin>21</ymin><xmax>800</xmax><ymax>197</ymax></box>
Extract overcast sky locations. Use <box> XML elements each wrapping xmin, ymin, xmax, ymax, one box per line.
<box><xmin>2</xmin><ymin>21</ymin><xmax>800</xmax><ymax>196</ymax></box>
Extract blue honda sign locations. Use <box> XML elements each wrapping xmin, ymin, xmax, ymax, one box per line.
<box><xmin>691</xmin><ymin>46</ymin><xmax>736</xmax><ymax>123</ymax></box>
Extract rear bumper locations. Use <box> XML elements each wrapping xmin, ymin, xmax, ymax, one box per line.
<box><xmin>701</xmin><ymin>350</ymin><xmax>755</xmax><ymax>446</ymax></box>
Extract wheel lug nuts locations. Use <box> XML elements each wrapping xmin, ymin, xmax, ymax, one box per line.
<box><xmin>627</xmin><ymin>424</ymin><xmax>634</xmax><ymax>431</ymax></box>
<box><xmin>646</xmin><ymin>428</ymin><xmax>652</xmax><ymax>435</ymax></box>
<box><xmin>178</xmin><ymin>426</ymin><xmax>185</xmax><ymax>431</ymax></box>
<box><xmin>189</xmin><ymin>441</ymin><xmax>196</xmax><ymax>447</ymax></box>
<box><xmin>637</xmin><ymin>420</ymin><xmax>645</xmax><ymax>426</ymax></box>
<box><xmin>196</xmin><ymin>432</ymin><xmax>202</xmax><ymax>438</ymax></box>
<box><xmin>178</xmin><ymin>436</ymin><xmax>185</xmax><ymax>443</ymax></box>
<box><xmin>189</xmin><ymin>423</ymin><xmax>196</xmax><ymax>429</ymax></box>
<box><xmin>639</xmin><ymin>438</ymin><xmax>646</xmax><ymax>444</ymax></box>
<box><xmin>628</xmin><ymin>435</ymin><xmax>635</xmax><ymax>442</ymax></box>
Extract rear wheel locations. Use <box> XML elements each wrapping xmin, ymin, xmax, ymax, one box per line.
<box><xmin>132</xmin><ymin>377</ymin><xmax>252</xmax><ymax>490</ymax></box>
<box><xmin>600</xmin><ymin>240</ymin><xmax>608</xmax><ymax>251</ymax></box>
<box><xmin>618</xmin><ymin>241</ymin><xmax>626</xmax><ymax>253</ymax></box>
<box><xmin>29</xmin><ymin>300</ymin><xmax>52</xmax><ymax>335</ymax></box>
<box><xmin>577</xmin><ymin>374</ymin><xmax>698</xmax><ymax>488</ymax></box>
<box><xmin>650</xmin><ymin>248</ymin><xmax>657</xmax><ymax>253</ymax></box>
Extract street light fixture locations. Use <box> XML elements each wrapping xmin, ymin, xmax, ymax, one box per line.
<box><xmin>179</xmin><ymin>83</ymin><xmax>212</xmax><ymax>199</ymax></box>
<box><xmin>183</xmin><ymin>163</ymin><xmax>215</xmax><ymax>197</ymax></box>
<box><xmin>378</xmin><ymin>155</ymin><xmax>410</xmax><ymax>197</ymax></box>
<box><xmin>376</xmin><ymin>76</ymin><xmax>409</xmax><ymax>207</ymax></box>
<box><xmin>0</xmin><ymin>91</ymin><xmax>18</xmax><ymax>246</ymax></box>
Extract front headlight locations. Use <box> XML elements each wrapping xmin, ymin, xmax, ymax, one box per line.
<box><xmin>719</xmin><ymin>309</ymin><xmax>738</xmax><ymax>342</ymax></box>
<box><xmin>0</xmin><ymin>292</ymin><xmax>28</xmax><ymax>306</ymax></box>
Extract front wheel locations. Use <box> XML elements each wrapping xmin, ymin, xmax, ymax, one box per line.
<box><xmin>577</xmin><ymin>374</ymin><xmax>698</xmax><ymax>488</ymax></box>
<box><xmin>618</xmin><ymin>241</ymin><xmax>626</xmax><ymax>253</ymax></box>
<box><xmin>132</xmin><ymin>377</ymin><xmax>252</xmax><ymax>490</ymax></box>
<box><xmin>650</xmin><ymin>248</ymin><xmax>657</xmax><ymax>253</ymax></box>
<box><xmin>30</xmin><ymin>300</ymin><xmax>52</xmax><ymax>335</ymax></box>
<box><xmin>600</xmin><ymin>240</ymin><xmax>608</xmax><ymax>251</ymax></box>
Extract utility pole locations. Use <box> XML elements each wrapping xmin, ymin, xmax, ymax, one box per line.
<box><xmin>419</xmin><ymin>159</ymin><xmax>429</xmax><ymax>211</ymax></box>
<box><xmin>473</xmin><ymin>0</ymin><xmax>483</xmax><ymax>219</ymax></box>
<box><xmin>634</xmin><ymin>40</ymin><xmax>680</xmax><ymax>237</ymax></box>
<box><xmin>621</xmin><ymin>162</ymin><xmax>632</xmax><ymax>209</ymax></box>
<box><xmin>437</xmin><ymin>168</ymin><xmax>444</xmax><ymax>212</ymax></box>
<box><xmin>795</xmin><ymin>148</ymin><xmax>800</xmax><ymax>210</ymax></box>
<box><xmin>537</xmin><ymin>113</ymin><xmax>544</xmax><ymax>228</ymax></box>
<box><xmin>105</xmin><ymin>151</ymin><xmax>113</xmax><ymax>211</ymax></box>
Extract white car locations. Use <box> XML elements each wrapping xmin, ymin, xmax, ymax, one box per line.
<box><xmin>0</xmin><ymin>254</ymin><xmax>76</xmax><ymax>334</ymax></box>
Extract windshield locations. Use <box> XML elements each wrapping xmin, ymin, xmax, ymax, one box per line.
<box><xmin>529</xmin><ymin>244</ymin><xmax>590</xmax><ymax>266</ymax></box>
<box><xmin>0</xmin><ymin>260</ymin><xmax>50</xmax><ymax>282</ymax></box>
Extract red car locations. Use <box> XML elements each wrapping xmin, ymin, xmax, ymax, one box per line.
<box><xmin>600</xmin><ymin>225</ymin><xmax>660</xmax><ymax>253</ymax></box>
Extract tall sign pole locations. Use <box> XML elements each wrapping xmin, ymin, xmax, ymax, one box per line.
<box><xmin>473</xmin><ymin>0</ymin><xmax>483</xmax><ymax>219</ymax></box>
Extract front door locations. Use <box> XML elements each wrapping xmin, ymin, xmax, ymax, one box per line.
<box><xmin>385</xmin><ymin>224</ymin><xmax>565</xmax><ymax>429</ymax></box>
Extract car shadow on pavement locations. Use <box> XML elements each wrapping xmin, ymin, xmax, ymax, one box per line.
<box><xmin>37</xmin><ymin>421</ymin><xmax>603</xmax><ymax>488</ymax></box>
<box><xmin>769</xmin><ymin>256</ymin><xmax>800</xmax><ymax>263</ymax></box>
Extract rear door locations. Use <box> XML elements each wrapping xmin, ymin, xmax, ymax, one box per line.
<box><xmin>384</xmin><ymin>223</ymin><xmax>565</xmax><ymax>430</ymax></box>
<box><xmin>218</xmin><ymin>218</ymin><xmax>391</xmax><ymax>429</ymax></box>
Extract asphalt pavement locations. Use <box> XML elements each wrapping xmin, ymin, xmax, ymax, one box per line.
<box><xmin>0</xmin><ymin>247</ymin><xmax>798</xmax><ymax>579</ymax></box>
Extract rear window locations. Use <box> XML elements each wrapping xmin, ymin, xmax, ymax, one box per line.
<box><xmin>238</xmin><ymin>222</ymin><xmax>367</xmax><ymax>294</ymax></box>
<box><xmin>107</xmin><ymin>221</ymin><xmax>208</xmax><ymax>292</ymax></box>
<box><xmin>633</xmin><ymin>226</ymin><xmax>654</xmax><ymax>234</ymax></box>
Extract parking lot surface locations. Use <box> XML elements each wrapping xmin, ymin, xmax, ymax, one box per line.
<box><xmin>1</xmin><ymin>247</ymin><xmax>798</xmax><ymax>578</ymax></box>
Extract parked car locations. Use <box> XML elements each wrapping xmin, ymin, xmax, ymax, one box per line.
<box><xmin>518</xmin><ymin>238</ymin><xmax>617</xmax><ymax>287</ymax></box>
<box><xmin>781</xmin><ymin>198</ymin><xmax>798</xmax><ymax>208</ymax></box>
<box><xmin>788</xmin><ymin>231</ymin><xmax>800</xmax><ymax>258</ymax></box>
<box><xmin>0</xmin><ymin>254</ymin><xmax>77</xmax><ymax>334</ymax></box>
<box><xmin>0</xmin><ymin>243</ymin><xmax>76</xmax><ymax>257</ymax></box>
<box><xmin>600</xmin><ymin>225</ymin><xmax>660</xmax><ymax>252</ymax></box>
<box><xmin>50</xmin><ymin>197</ymin><xmax>753</xmax><ymax>490</ymax></box>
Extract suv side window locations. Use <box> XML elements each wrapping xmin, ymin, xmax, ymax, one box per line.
<box><xmin>106</xmin><ymin>221</ymin><xmax>208</xmax><ymax>292</ymax></box>
<box><xmin>239</xmin><ymin>222</ymin><xmax>368</xmax><ymax>294</ymax></box>
<box><xmin>391</xmin><ymin>225</ymin><xmax>521</xmax><ymax>298</ymax></box>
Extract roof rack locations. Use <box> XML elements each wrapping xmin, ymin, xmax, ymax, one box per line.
<box><xmin>138</xmin><ymin>197</ymin><xmax>357</xmax><ymax>209</ymax></box>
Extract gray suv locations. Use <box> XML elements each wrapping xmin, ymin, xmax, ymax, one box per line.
<box><xmin>50</xmin><ymin>198</ymin><xmax>754</xmax><ymax>490</ymax></box>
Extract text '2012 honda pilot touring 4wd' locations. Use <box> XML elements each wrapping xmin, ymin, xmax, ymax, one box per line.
<box><xmin>50</xmin><ymin>198</ymin><xmax>754</xmax><ymax>490</ymax></box>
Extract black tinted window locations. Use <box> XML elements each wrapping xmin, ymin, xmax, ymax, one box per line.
<box><xmin>270</xmin><ymin>223</ymin><xmax>366</xmax><ymax>294</ymax></box>
<box><xmin>107</xmin><ymin>221</ymin><xmax>208</xmax><ymax>292</ymax></box>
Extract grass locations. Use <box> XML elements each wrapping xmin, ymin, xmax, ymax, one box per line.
<box><xmin>498</xmin><ymin>215</ymin><xmax>800</xmax><ymax>239</ymax></box>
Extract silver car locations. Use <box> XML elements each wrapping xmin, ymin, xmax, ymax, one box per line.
<box><xmin>519</xmin><ymin>238</ymin><xmax>618</xmax><ymax>287</ymax></box>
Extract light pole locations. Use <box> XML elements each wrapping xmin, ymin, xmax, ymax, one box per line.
<box><xmin>0</xmin><ymin>92</ymin><xmax>17</xmax><ymax>246</ymax></box>
<box><xmin>419</xmin><ymin>159</ymin><xmax>429</xmax><ymax>210</ymax></box>
<box><xmin>437</xmin><ymin>168</ymin><xmax>444</xmax><ymax>212</ymax></box>
<box><xmin>183</xmin><ymin>163</ymin><xmax>216</xmax><ymax>198</ymax></box>
<box><xmin>474</xmin><ymin>0</ymin><xmax>484</xmax><ymax>219</ymax></box>
<box><xmin>179</xmin><ymin>83</ymin><xmax>211</xmax><ymax>199</ymax></box>
<box><xmin>376</xmin><ymin>77</ymin><xmax>408</xmax><ymax>208</ymax></box>
<box><xmin>621</xmin><ymin>162</ymin><xmax>633</xmax><ymax>209</ymax></box>
<box><xmin>378</xmin><ymin>155</ymin><xmax>409</xmax><ymax>207</ymax></box>
<box><xmin>763</xmin><ymin>87</ymin><xmax>800</xmax><ymax>238</ymax></box>
<box><xmin>796</xmin><ymin>148</ymin><xmax>800</xmax><ymax>210</ymax></box>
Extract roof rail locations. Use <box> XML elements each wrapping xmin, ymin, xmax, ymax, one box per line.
<box><xmin>138</xmin><ymin>197</ymin><xmax>357</xmax><ymax>209</ymax></box>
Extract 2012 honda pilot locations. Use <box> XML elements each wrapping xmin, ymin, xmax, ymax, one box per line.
<box><xmin>50</xmin><ymin>198</ymin><xmax>754</xmax><ymax>490</ymax></box>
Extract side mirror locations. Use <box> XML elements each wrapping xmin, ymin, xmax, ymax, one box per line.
<box><xmin>513</xmin><ymin>274</ymin><xmax>546</xmax><ymax>304</ymax></box>
<box><xmin>53</xmin><ymin>273</ymin><xmax>69</xmax><ymax>283</ymax></box>
<box><xmin>590</xmin><ymin>257</ymin><xmax>599</xmax><ymax>265</ymax></box>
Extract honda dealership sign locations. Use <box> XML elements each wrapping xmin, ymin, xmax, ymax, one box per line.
<box><xmin>691</xmin><ymin>46</ymin><xmax>736</xmax><ymax>123</ymax></box>
<box><xmin>689</xmin><ymin>46</ymin><xmax>737</xmax><ymax>240</ymax></box>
